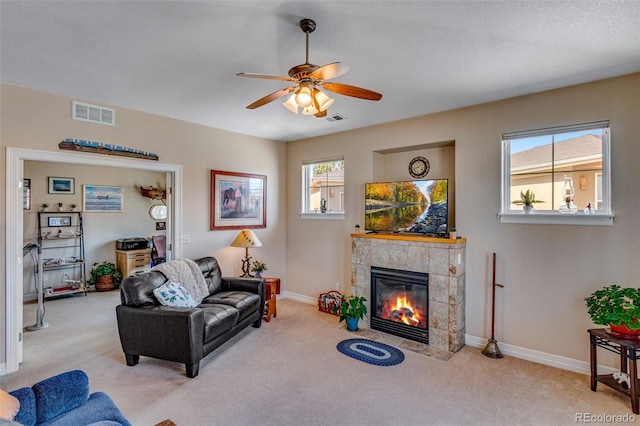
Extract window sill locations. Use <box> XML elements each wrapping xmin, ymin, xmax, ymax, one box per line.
<box><xmin>300</xmin><ymin>212</ymin><xmax>345</xmax><ymax>220</ymax></box>
<box><xmin>498</xmin><ymin>211</ymin><xmax>614</xmax><ymax>226</ymax></box>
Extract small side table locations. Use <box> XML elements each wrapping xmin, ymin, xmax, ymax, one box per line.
<box><xmin>263</xmin><ymin>277</ymin><xmax>280</xmax><ymax>322</ymax></box>
<box><xmin>588</xmin><ymin>328</ymin><xmax>640</xmax><ymax>414</ymax></box>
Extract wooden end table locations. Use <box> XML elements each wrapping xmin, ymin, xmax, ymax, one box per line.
<box><xmin>263</xmin><ymin>277</ymin><xmax>280</xmax><ymax>322</ymax></box>
<box><xmin>588</xmin><ymin>328</ymin><xmax>640</xmax><ymax>414</ymax></box>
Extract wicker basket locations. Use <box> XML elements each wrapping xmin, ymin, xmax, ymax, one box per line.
<box><xmin>95</xmin><ymin>275</ymin><xmax>115</xmax><ymax>292</ymax></box>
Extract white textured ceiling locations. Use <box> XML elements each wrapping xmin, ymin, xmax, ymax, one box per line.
<box><xmin>2</xmin><ymin>1</ymin><xmax>639</xmax><ymax>142</ymax></box>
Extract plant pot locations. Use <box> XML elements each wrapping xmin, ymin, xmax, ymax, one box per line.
<box><xmin>522</xmin><ymin>205</ymin><xmax>534</xmax><ymax>214</ymax></box>
<box><xmin>609</xmin><ymin>323</ymin><xmax>640</xmax><ymax>338</ymax></box>
<box><xmin>346</xmin><ymin>316</ymin><xmax>359</xmax><ymax>331</ymax></box>
<box><xmin>95</xmin><ymin>275</ymin><xmax>115</xmax><ymax>292</ymax></box>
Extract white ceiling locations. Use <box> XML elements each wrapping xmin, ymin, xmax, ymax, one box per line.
<box><xmin>2</xmin><ymin>1</ymin><xmax>639</xmax><ymax>142</ymax></box>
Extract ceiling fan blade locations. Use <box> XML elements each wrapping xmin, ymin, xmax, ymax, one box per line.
<box><xmin>246</xmin><ymin>86</ymin><xmax>297</xmax><ymax>109</ymax></box>
<box><xmin>321</xmin><ymin>82</ymin><xmax>383</xmax><ymax>101</ymax></box>
<box><xmin>309</xmin><ymin>62</ymin><xmax>350</xmax><ymax>81</ymax></box>
<box><xmin>237</xmin><ymin>72</ymin><xmax>296</xmax><ymax>82</ymax></box>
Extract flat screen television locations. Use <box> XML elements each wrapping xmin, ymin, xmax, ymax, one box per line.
<box><xmin>365</xmin><ymin>179</ymin><xmax>448</xmax><ymax>234</ymax></box>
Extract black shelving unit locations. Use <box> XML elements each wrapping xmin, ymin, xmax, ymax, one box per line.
<box><xmin>37</xmin><ymin>211</ymin><xmax>87</xmax><ymax>297</ymax></box>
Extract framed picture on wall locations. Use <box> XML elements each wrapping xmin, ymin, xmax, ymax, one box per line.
<box><xmin>23</xmin><ymin>178</ymin><xmax>31</xmax><ymax>210</ymax></box>
<box><xmin>210</xmin><ymin>170</ymin><xmax>266</xmax><ymax>230</ymax></box>
<box><xmin>83</xmin><ymin>185</ymin><xmax>123</xmax><ymax>212</ymax></box>
<box><xmin>48</xmin><ymin>177</ymin><xmax>75</xmax><ymax>194</ymax></box>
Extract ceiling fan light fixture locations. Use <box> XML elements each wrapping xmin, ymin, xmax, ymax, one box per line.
<box><xmin>295</xmin><ymin>84</ymin><xmax>314</xmax><ymax>107</ymax></box>
<box><xmin>282</xmin><ymin>94</ymin><xmax>299</xmax><ymax>113</ymax></box>
<box><xmin>314</xmin><ymin>89</ymin><xmax>334</xmax><ymax>112</ymax></box>
<box><xmin>301</xmin><ymin>105</ymin><xmax>319</xmax><ymax>115</ymax></box>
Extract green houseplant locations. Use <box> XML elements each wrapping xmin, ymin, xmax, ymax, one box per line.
<box><xmin>250</xmin><ymin>260</ymin><xmax>267</xmax><ymax>278</ymax></box>
<box><xmin>337</xmin><ymin>295</ymin><xmax>368</xmax><ymax>331</ymax></box>
<box><xmin>513</xmin><ymin>189</ymin><xmax>543</xmax><ymax>212</ymax></box>
<box><xmin>585</xmin><ymin>285</ymin><xmax>640</xmax><ymax>335</ymax></box>
<box><xmin>89</xmin><ymin>261</ymin><xmax>123</xmax><ymax>292</ymax></box>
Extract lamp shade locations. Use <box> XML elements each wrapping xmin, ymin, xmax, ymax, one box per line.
<box><xmin>230</xmin><ymin>229</ymin><xmax>262</xmax><ymax>248</ymax></box>
<box><xmin>314</xmin><ymin>89</ymin><xmax>334</xmax><ymax>112</ymax></box>
<box><xmin>0</xmin><ymin>389</ymin><xmax>20</xmax><ymax>421</ymax></box>
<box><xmin>282</xmin><ymin>95</ymin><xmax>299</xmax><ymax>113</ymax></box>
<box><xmin>295</xmin><ymin>84</ymin><xmax>313</xmax><ymax>107</ymax></box>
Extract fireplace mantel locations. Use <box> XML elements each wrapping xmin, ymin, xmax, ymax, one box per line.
<box><xmin>351</xmin><ymin>233</ymin><xmax>466</xmax><ymax>353</ymax></box>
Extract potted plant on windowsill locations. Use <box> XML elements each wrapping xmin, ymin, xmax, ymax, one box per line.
<box><xmin>89</xmin><ymin>261</ymin><xmax>123</xmax><ymax>292</ymax></box>
<box><xmin>512</xmin><ymin>189</ymin><xmax>543</xmax><ymax>213</ymax></box>
<box><xmin>337</xmin><ymin>295</ymin><xmax>368</xmax><ymax>331</ymax></box>
<box><xmin>585</xmin><ymin>285</ymin><xmax>640</xmax><ymax>338</ymax></box>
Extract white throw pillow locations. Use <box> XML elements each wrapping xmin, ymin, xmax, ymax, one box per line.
<box><xmin>153</xmin><ymin>280</ymin><xmax>197</xmax><ymax>307</ymax></box>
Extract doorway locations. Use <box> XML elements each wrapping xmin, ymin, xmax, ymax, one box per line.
<box><xmin>4</xmin><ymin>147</ymin><xmax>183</xmax><ymax>374</ymax></box>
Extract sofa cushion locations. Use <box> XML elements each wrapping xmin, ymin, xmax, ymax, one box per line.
<box><xmin>195</xmin><ymin>257</ymin><xmax>222</xmax><ymax>294</ymax></box>
<box><xmin>153</xmin><ymin>281</ymin><xmax>197</xmax><ymax>307</ymax></box>
<box><xmin>32</xmin><ymin>370</ymin><xmax>89</xmax><ymax>424</ymax></box>
<box><xmin>203</xmin><ymin>291</ymin><xmax>261</xmax><ymax>321</ymax></box>
<box><xmin>9</xmin><ymin>387</ymin><xmax>35</xmax><ymax>426</ymax></box>
<box><xmin>200</xmin><ymin>304</ymin><xmax>239</xmax><ymax>342</ymax></box>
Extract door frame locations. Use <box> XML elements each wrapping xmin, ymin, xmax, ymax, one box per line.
<box><xmin>4</xmin><ymin>147</ymin><xmax>182</xmax><ymax>374</ymax></box>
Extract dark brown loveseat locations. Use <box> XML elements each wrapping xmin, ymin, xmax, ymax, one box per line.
<box><xmin>115</xmin><ymin>256</ymin><xmax>264</xmax><ymax>377</ymax></box>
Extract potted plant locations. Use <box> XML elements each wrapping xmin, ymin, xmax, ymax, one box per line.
<box><xmin>89</xmin><ymin>261</ymin><xmax>123</xmax><ymax>292</ymax></box>
<box><xmin>449</xmin><ymin>227</ymin><xmax>457</xmax><ymax>239</ymax></box>
<box><xmin>70</xmin><ymin>203</ymin><xmax>77</xmax><ymax>211</ymax></box>
<box><xmin>41</xmin><ymin>203</ymin><xmax>49</xmax><ymax>212</ymax></box>
<box><xmin>354</xmin><ymin>224</ymin><xmax>361</xmax><ymax>234</ymax></box>
<box><xmin>57</xmin><ymin>202</ymin><xmax>64</xmax><ymax>211</ymax></box>
<box><xmin>585</xmin><ymin>285</ymin><xmax>640</xmax><ymax>337</ymax></box>
<box><xmin>337</xmin><ymin>295</ymin><xmax>368</xmax><ymax>331</ymax></box>
<box><xmin>513</xmin><ymin>189</ymin><xmax>543</xmax><ymax>213</ymax></box>
<box><xmin>250</xmin><ymin>260</ymin><xmax>267</xmax><ymax>278</ymax></box>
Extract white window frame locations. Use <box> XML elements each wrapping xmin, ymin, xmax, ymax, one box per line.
<box><xmin>300</xmin><ymin>156</ymin><xmax>345</xmax><ymax>220</ymax></box>
<box><xmin>499</xmin><ymin>121</ymin><xmax>614</xmax><ymax>225</ymax></box>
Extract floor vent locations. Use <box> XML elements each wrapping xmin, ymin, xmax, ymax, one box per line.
<box><xmin>325</xmin><ymin>113</ymin><xmax>347</xmax><ymax>122</ymax></box>
<box><xmin>72</xmin><ymin>101</ymin><xmax>115</xmax><ymax>126</ymax></box>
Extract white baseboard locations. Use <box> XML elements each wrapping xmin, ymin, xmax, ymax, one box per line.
<box><xmin>285</xmin><ymin>291</ymin><xmax>617</xmax><ymax>376</ymax></box>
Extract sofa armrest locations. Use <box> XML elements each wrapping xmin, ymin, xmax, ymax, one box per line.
<box><xmin>221</xmin><ymin>276</ymin><xmax>264</xmax><ymax>295</ymax></box>
<box><xmin>115</xmin><ymin>305</ymin><xmax>204</xmax><ymax>364</ymax></box>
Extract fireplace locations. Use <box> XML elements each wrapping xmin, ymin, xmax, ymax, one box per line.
<box><xmin>351</xmin><ymin>233</ymin><xmax>466</xmax><ymax>354</ymax></box>
<box><xmin>370</xmin><ymin>266</ymin><xmax>429</xmax><ymax>344</ymax></box>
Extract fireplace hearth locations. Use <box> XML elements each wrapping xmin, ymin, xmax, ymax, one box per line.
<box><xmin>371</xmin><ymin>267</ymin><xmax>429</xmax><ymax>344</ymax></box>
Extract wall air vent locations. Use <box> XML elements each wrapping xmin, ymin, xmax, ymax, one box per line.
<box><xmin>72</xmin><ymin>101</ymin><xmax>115</xmax><ymax>126</ymax></box>
<box><xmin>325</xmin><ymin>113</ymin><xmax>347</xmax><ymax>122</ymax></box>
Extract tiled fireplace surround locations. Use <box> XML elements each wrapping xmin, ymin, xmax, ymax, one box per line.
<box><xmin>351</xmin><ymin>233</ymin><xmax>466</xmax><ymax>354</ymax></box>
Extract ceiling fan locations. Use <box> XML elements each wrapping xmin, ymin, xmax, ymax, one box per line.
<box><xmin>237</xmin><ymin>18</ymin><xmax>382</xmax><ymax>118</ymax></box>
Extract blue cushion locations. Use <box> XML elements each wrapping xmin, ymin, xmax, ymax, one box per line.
<box><xmin>39</xmin><ymin>392</ymin><xmax>130</xmax><ymax>426</ymax></box>
<box><xmin>32</xmin><ymin>370</ymin><xmax>89</xmax><ymax>424</ymax></box>
<box><xmin>9</xmin><ymin>387</ymin><xmax>36</xmax><ymax>426</ymax></box>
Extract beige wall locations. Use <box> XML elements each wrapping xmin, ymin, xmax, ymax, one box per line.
<box><xmin>286</xmin><ymin>73</ymin><xmax>640</xmax><ymax>365</ymax></box>
<box><xmin>1</xmin><ymin>84</ymin><xmax>287</xmax><ymax>364</ymax></box>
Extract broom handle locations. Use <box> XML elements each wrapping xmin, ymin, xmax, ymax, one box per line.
<box><xmin>491</xmin><ymin>252</ymin><xmax>504</xmax><ymax>339</ymax></box>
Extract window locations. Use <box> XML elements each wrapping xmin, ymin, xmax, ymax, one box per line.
<box><xmin>301</xmin><ymin>157</ymin><xmax>345</xmax><ymax>219</ymax></box>
<box><xmin>500</xmin><ymin>121</ymin><xmax>613</xmax><ymax>225</ymax></box>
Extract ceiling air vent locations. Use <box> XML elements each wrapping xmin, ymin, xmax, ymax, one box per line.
<box><xmin>72</xmin><ymin>101</ymin><xmax>115</xmax><ymax>126</ymax></box>
<box><xmin>325</xmin><ymin>113</ymin><xmax>347</xmax><ymax>122</ymax></box>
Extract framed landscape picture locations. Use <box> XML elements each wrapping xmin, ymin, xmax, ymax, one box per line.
<box><xmin>48</xmin><ymin>177</ymin><xmax>75</xmax><ymax>194</ymax></box>
<box><xmin>83</xmin><ymin>185</ymin><xmax>123</xmax><ymax>212</ymax></box>
<box><xmin>210</xmin><ymin>170</ymin><xmax>266</xmax><ymax>230</ymax></box>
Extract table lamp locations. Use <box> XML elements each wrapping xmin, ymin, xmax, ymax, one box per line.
<box><xmin>230</xmin><ymin>229</ymin><xmax>262</xmax><ymax>277</ymax></box>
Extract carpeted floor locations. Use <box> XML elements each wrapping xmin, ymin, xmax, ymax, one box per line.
<box><xmin>0</xmin><ymin>291</ymin><xmax>635</xmax><ymax>425</ymax></box>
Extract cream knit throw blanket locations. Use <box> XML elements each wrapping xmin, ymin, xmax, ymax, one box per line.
<box><xmin>153</xmin><ymin>259</ymin><xmax>209</xmax><ymax>303</ymax></box>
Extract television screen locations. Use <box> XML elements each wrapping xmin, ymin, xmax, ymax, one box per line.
<box><xmin>365</xmin><ymin>179</ymin><xmax>448</xmax><ymax>234</ymax></box>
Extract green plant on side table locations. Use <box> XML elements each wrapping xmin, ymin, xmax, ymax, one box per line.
<box><xmin>585</xmin><ymin>284</ymin><xmax>640</xmax><ymax>337</ymax></box>
<box><xmin>250</xmin><ymin>260</ymin><xmax>267</xmax><ymax>278</ymax></box>
<box><xmin>89</xmin><ymin>261</ymin><xmax>123</xmax><ymax>292</ymax></box>
<box><xmin>337</xmin><ymin>295</ymin><xmax>368</xmax><ymax>331</ymax></box>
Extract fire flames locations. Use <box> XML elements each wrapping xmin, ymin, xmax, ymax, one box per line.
<box><xmin>384</xmin><ymin>295</ymin><xmax>421</xmax><ymax>326</ymax></box>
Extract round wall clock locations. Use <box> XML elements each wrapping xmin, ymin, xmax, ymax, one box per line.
<box><xmin>409</xmin><ymin>156</ymin><xmax>430</xmax><ymax>178</ymax></box>
<box><xmin>149</xmin><ymin>204</ymin><xmax>167</xmax><ymax>221</ymax></box>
